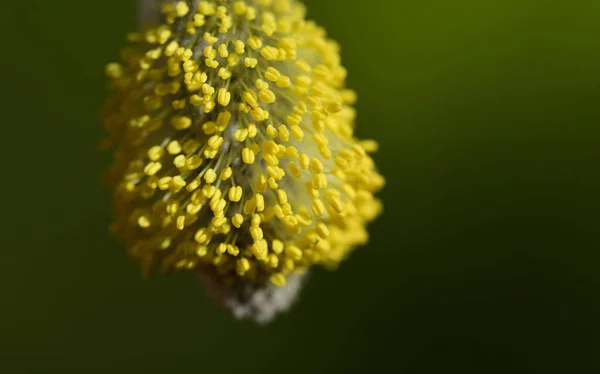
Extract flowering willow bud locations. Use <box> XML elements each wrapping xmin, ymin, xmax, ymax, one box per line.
<box><xmin>102</xmin><ymin>0</ymin><xmax>384</xmax><ymax>323</ymax></box>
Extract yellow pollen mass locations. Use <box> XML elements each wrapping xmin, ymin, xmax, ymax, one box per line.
<box><xmin>102</xmin><ymin>0</ymin><xmax>384</xmax><ymax>291</ymax></box>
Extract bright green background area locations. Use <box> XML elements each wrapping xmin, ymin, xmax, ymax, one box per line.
<box><xmin>1</xmin><ymin>0</ymin><xmax>599</xmax><ymax>372</ymax></box>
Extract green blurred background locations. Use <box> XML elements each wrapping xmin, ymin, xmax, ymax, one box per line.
<box><xmin>1</xmin><ymin>0</ymin><xmax>599</xmax><ymax>372</ymax></box>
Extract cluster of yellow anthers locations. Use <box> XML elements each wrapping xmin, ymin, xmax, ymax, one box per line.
<box><xmin>102</xmin><ymin>0</ymin><xmax>384</xmax><ymax>288</ymax></box>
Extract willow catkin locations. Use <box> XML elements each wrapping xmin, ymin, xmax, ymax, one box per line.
<box><xmin>102</xmin><ymin>0</ymin><xmax>384</xmax><ymax>323</ymax></box>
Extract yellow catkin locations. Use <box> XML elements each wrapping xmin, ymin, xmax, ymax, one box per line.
<box><xmin>102</xmin><ymin>0</ymin><xmax>384</xmax><ymax>289</ymax></box>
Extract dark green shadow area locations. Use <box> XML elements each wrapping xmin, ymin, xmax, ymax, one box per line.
<box><xmin>1</xmin><ymin>0</ymin><xmax>599</xmax><ymax>373</ymax></box>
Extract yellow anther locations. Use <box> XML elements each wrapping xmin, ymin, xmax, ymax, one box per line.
<box><xmin>247</xmin><ymin>123</ymin><xmax>258</xmax><ymax>138</ymax></box>
<box><xmin>312</xmin><ymin>199</ymin><xmax>326</xmax><ymax>217</ymax></box>
<box><xmin>233</xmin><ymin>1</ymin><xmax>247</xmax><ymax>14</ymax></box>
<box><xmin>286</xmin><ymin>146</ymin><xmax>299</xmax><ymax>158</ymax></box>
<box><xmin>147</xmin><ymin>146</ymin><xmax>164</xmax><ymax>161</ymax></box>
<box><xmin>216</xmin><ymin>44</ymin><xmax>228</xmax><ymax>59</ymax></box>
<box><xmin>316</xmin><ymin>223</ymin><xmax>330</xmax><ymax>238</ymax></box>
<box><xmin>234</xmin><ymin>128</ymin><xmax>249</xmax><ymax>142</ymax></box>
<box><xmin>252</xmin><ymin>240</ymin><xmax>268</xmax><ymax>260</ymax></box>
<box><xmin>273</xmin><ymin>74</ymin><xmax>290</xmax><ymax>87</ymax></box>
<box><xmin>229</xmin><ymin>51</ymin><xmax>241</xmax><ymax>66</ymax></box>
<box><xmin>255</xmin><ymin>173</ymin><xmax>268</xmax><ymax>193</ymax></box>
<box><xmin>330</xmin><ymin>196</ymin><xmax>345</xmax><ymax>213</ymax></box>
<box><xmin>198</xmin><ymin>1</ymin><xmax>215</xmax><ymax>15</ymax></box>
<box><xmin>288</xmin><ymin>162</ymin><xmax>301</xmax><ymax>179</ymax></box>
<box><xmin>267</xmin><ymin>254</ymin><xmax>279</xmax><ymax>268</ymax></box>
<box><xmin>203</xmin><ymin>32</ymin><xmax>218</xmax><ymax>44</ymax></box>
<box><xmin>144</xmin><ymin>162</ymin><xmax>162</xmax><ymax>176</ymax></box>
<box><xmin>359</xmin><ymin>139</ymin><xmax>379</xmax><ymax>153</ymax></box>
<box><xmin>352</xmin><ymin>143</ymin><xmax>367</xmax><ymax>157</ymax></box>
<box><xmin>243</xmin><ymin>91</ymin><xmax>258</xmax><ymax>107</ymax></box>
<box><xmin>250</xmin><ymin>107</ymin><xmax>268</xmax><ymax>121</ymax></box>
<box><xmin>258</xmin><ymin>89</ymin><xmax>276</xmax><ymax>104</ymax></box>
<box><xmin>105</xmin><ymin>63</ymin><xmax>123</xmax><ymax>78</ymax></box>
<box><xmin>137</xmin><ymin>216</ymin><xmax>151</xmax><ymax>228</ymax></box>
<box><xmin>290</xmin><ymin>125</ymin><xmax>304</xmax><ymax>140</ymax></box>
<box><xmin>174</xmin><ymin>215</ymin><xmax>185</xmax><ymax>230</ymax></box>
<box><xmin>248</xmin><ymin>36</ymin><xmax>263</xmax><ymax>50</ymax></box>
<box><xmin>310</xmin><ymin>158</ymin><xmax>325</xmax><ymax>173</ymax></box>
<box><xmin>214</xmin><ymin>88</ymin><xmax>230</xmax><ymax>106</ymax></box>
<box><xmin>264</xmin><ymin>154</ymin><xmax>278</xmax><ymax>166</ymax></box>
<box><xmin>205</xmin><ymin>58</ymin><xmax>219</xmax><ymax>69</ymax></box>
<box><xmin>194</xmin><ymin>228</ymin><xmax>208</xmax><ymax>244</ymax></box>
<box><xmin>204</xmin><ymin>46</ymin><xmax>217</xmax><ymax>59</ymax></box>
<box><xmin>244</xmin><ymin>57</ymin><xmax>258</xmax><ymax>68</ymax></box>
<box><xmin>286</xmin><ymin>245</ymin><xmax>302</xmax><ymax>260</ymax></box>
<box><xmin>186</xmin><ymin>177</ymin><xmax>202</xmax><ymax>192</ymax></box>
<box><xmin>171</xmin><ymin>176</ymin><xmax>186</xmax><ymax>190</ymax></box>
<box><xmin>202</xmin><ymin>184</ymin><xmax>217</xmax><ymax>198</ymax></box>
<box><xmin>296</xmin><ymin>213</ymin><xmax>312</xmax><ymax>227</ymax></box>
<box><xmin>193</xmin><ymin>14</ymin><xmax>206</xmax><ymax>27</ymax></box>
<box><xmin>277</xmin><ymin>189</ymin><xmax>288</xmax><ymax>204</ymax></box>
<box><xmin>306</xmin><ymin>95</ymin><xmax>320</xmax><ymax>107</ymax></box>
<box><xmin>171</xmin><ymin>99</ymin><xmax>185</xmax><ymax>109</ymax></box>
<box><xmin>216</xmin><ymin>5</ymin><xmax>228</xmax><ymax>17</ymax></box>
<box><xmin>319</xmin><ymin>146</ymin><xmax>332</xmax><ymax>159</ymax></box>
<box><xmin>203</xmin><ymin>100</ymin><xmax>216</xmax><ymax>113</ymax></box>
<box><xmin>262</xmin><ymin>67</ymin><xmax>280</xmax><ymax>83</ymax></box>
<box><xmin>270</xmin><ymin>273</ymin><xmax>286</xmax><ymax>287</ymax></box>
<box><xmin>232</xmin><ymin>213</ymin><xmax>244</xmax><ymax>228</ymax></box>
<box><xmin>216</xmin><ymin>111</ymin><xmax>232</xmax><ymax>129</ymax></box>
<box><xmin>216</xmin><ymin>243</ymin><xmax>227</xmax><ymax>255</ymax></box>
<box><xmin>267</xmin><ymin>165</ymin><xmax>285</xmax><ymax>180</ymax></box>
<box><xmin>212</xmin><ymin>216</ymin><xmax>228</xmax><ymax>227</ymax></box>
<box><xmin>242</xmin><ymin>148</ymin><xmax>255</xmax><ymax>164</ymax></box>
<box><xmin>204</xmin><ymin>168</ymin><xmax>217</xmax><ymax>184</ymax></box>
<box><xmin>173</xmin><ymin>155</ymin><xmax>186</xmax><ymax>169</ymax></box>
<box><xmin>250</xmin><ymin>226</ymin><xmax>263</xmax><ymax>241</ymax></box>
<box><xmin>188</xmin><ymin>203</ymin><xmax>203</xmax><ymax>218</ymax></box>
<box><xmin>200</xmin><ymin>121</ymin><xmax>216</xmax><ymax>135</ymax></box>
<box><xmin>266</xmin><ymin>124</ymin><xmax>278</xmax><ymax>138</ymax></box>
<box><xmin>313</xmin><ymin>119</ymin><xmax>325</xmax><ymax>132</ymax></box>
<box><xmin>236</xmin><ymin>258</ymin><xmax>251</xmax><ymax>275</ymax></box>
<box><xmin>174</xmin><ymin>1</ymin><xmax>190</xmax><ymax>16</ymax></box>
<box><xmin>260</xmin><ymin>46</ymin><xmax>278</xmax><ymax>60</ymax></box>
<box><xmin>207</xmin><ymin>135</ymin><xmax>224</xmax><ymax>149</ymax></box>
<box><xmin>312</xmin><ymin>133</ymin><xmax>329</xmax><ymax>147</ymax></box>
<box><xmin>243</xmin><ymin>198</ymin><xmax>257</xmax><ymax>214</ymax></box>
<box><xmin>262</xmin><ymin>141</ymin><xmax>278</xmax><ymax>155</ymax></box>
<box><xmin>210</xmin><ymin>189</ymin><xmax>222</xmax><ymax>204</ymax></box>
<box><xmin>228</xmin><ymin>186</ymin><xmax>243</xmax><ymax>202</ymax></box>
<box><xmin>277</xmin><ymin>144</ymin><xmax>287</xmax><ymax>158</ymax></box>
<box><xmin>182</xmin><ymin>60</ymin><xmax>197</xmax><ymax>74</ymax></box>
<box><xmin>312</xmin><ymin>173</ymin><xmax>328</xmax><ymax>189</ymax></box>
<box><xmin>251</xmin><ymin>214</ymin><xmax>261</xmax><ymax>227</ymax></box>
<box><xmin>268</xmin><ymin>177</ymin><xmax>279</xmax><ymax>189</ymax></box>
<box><xmin>246</xmin><ymin>6</ymin><xmax>256</xmax><ymax>20</ymax></box>
<box><xmin>299</xmin><ymin>154</ymin><xmax>310</xmax><ymax>169</ymax></box>
<box><xmin>171</xmin><ymin>116</ymin><xmax>192</xmax><ymax>130</ymax></box>
<box><xmin>218</xmin><ymin>67</ymin><xmax>232</xmax><ymax>80</ymax></box>
<box><xmin>158</xmin><ymin>177</ymin><xmax>172</xmax><ymax>190</ymax></box>
<box><xmin>220</xmin><ymin>167</ymin><xmax>232</xmax><ymax>180</ymax></box>
<box><xmin>227</xmin><ymin>244</ymin><xmax>239</xmax><ymax>256</ymax></box>
<box><xmin>327</xmin><ymin>101</ymin><xmax>343</xmax><ymax>113</ymax></box>
<box><xmin>296</xmin><ymin>59</ymin><xmax>312</xmax><ymax>72</ymax></box>
<box><xmin>255</xmin><ymin>193</ymin><xmax>265</xmax><ymax>212</ymax></box>
<box><xmin>234</xmin><ymin>40</ymin><xmax>245</xmax><ymax>54</ymax></box>
<box><xmin>278</xmin><ymin>37</ymin><xmax>295</xmax><ymax>50</ymax></box>
<box><xmin>273</xmin><ymin>204</ymin><xmax>285</xmax><ymax>219</ymax></box>
<box><xmin>278</xmin><ymin>125</ymin><xmax>290</xmax><ymax>141</ymax></box>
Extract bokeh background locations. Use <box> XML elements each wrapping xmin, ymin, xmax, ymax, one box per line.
<box><xmin>1</xmin><ymin>0</ymin><xmax>599</xmax><ymax>372</ymax></box>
